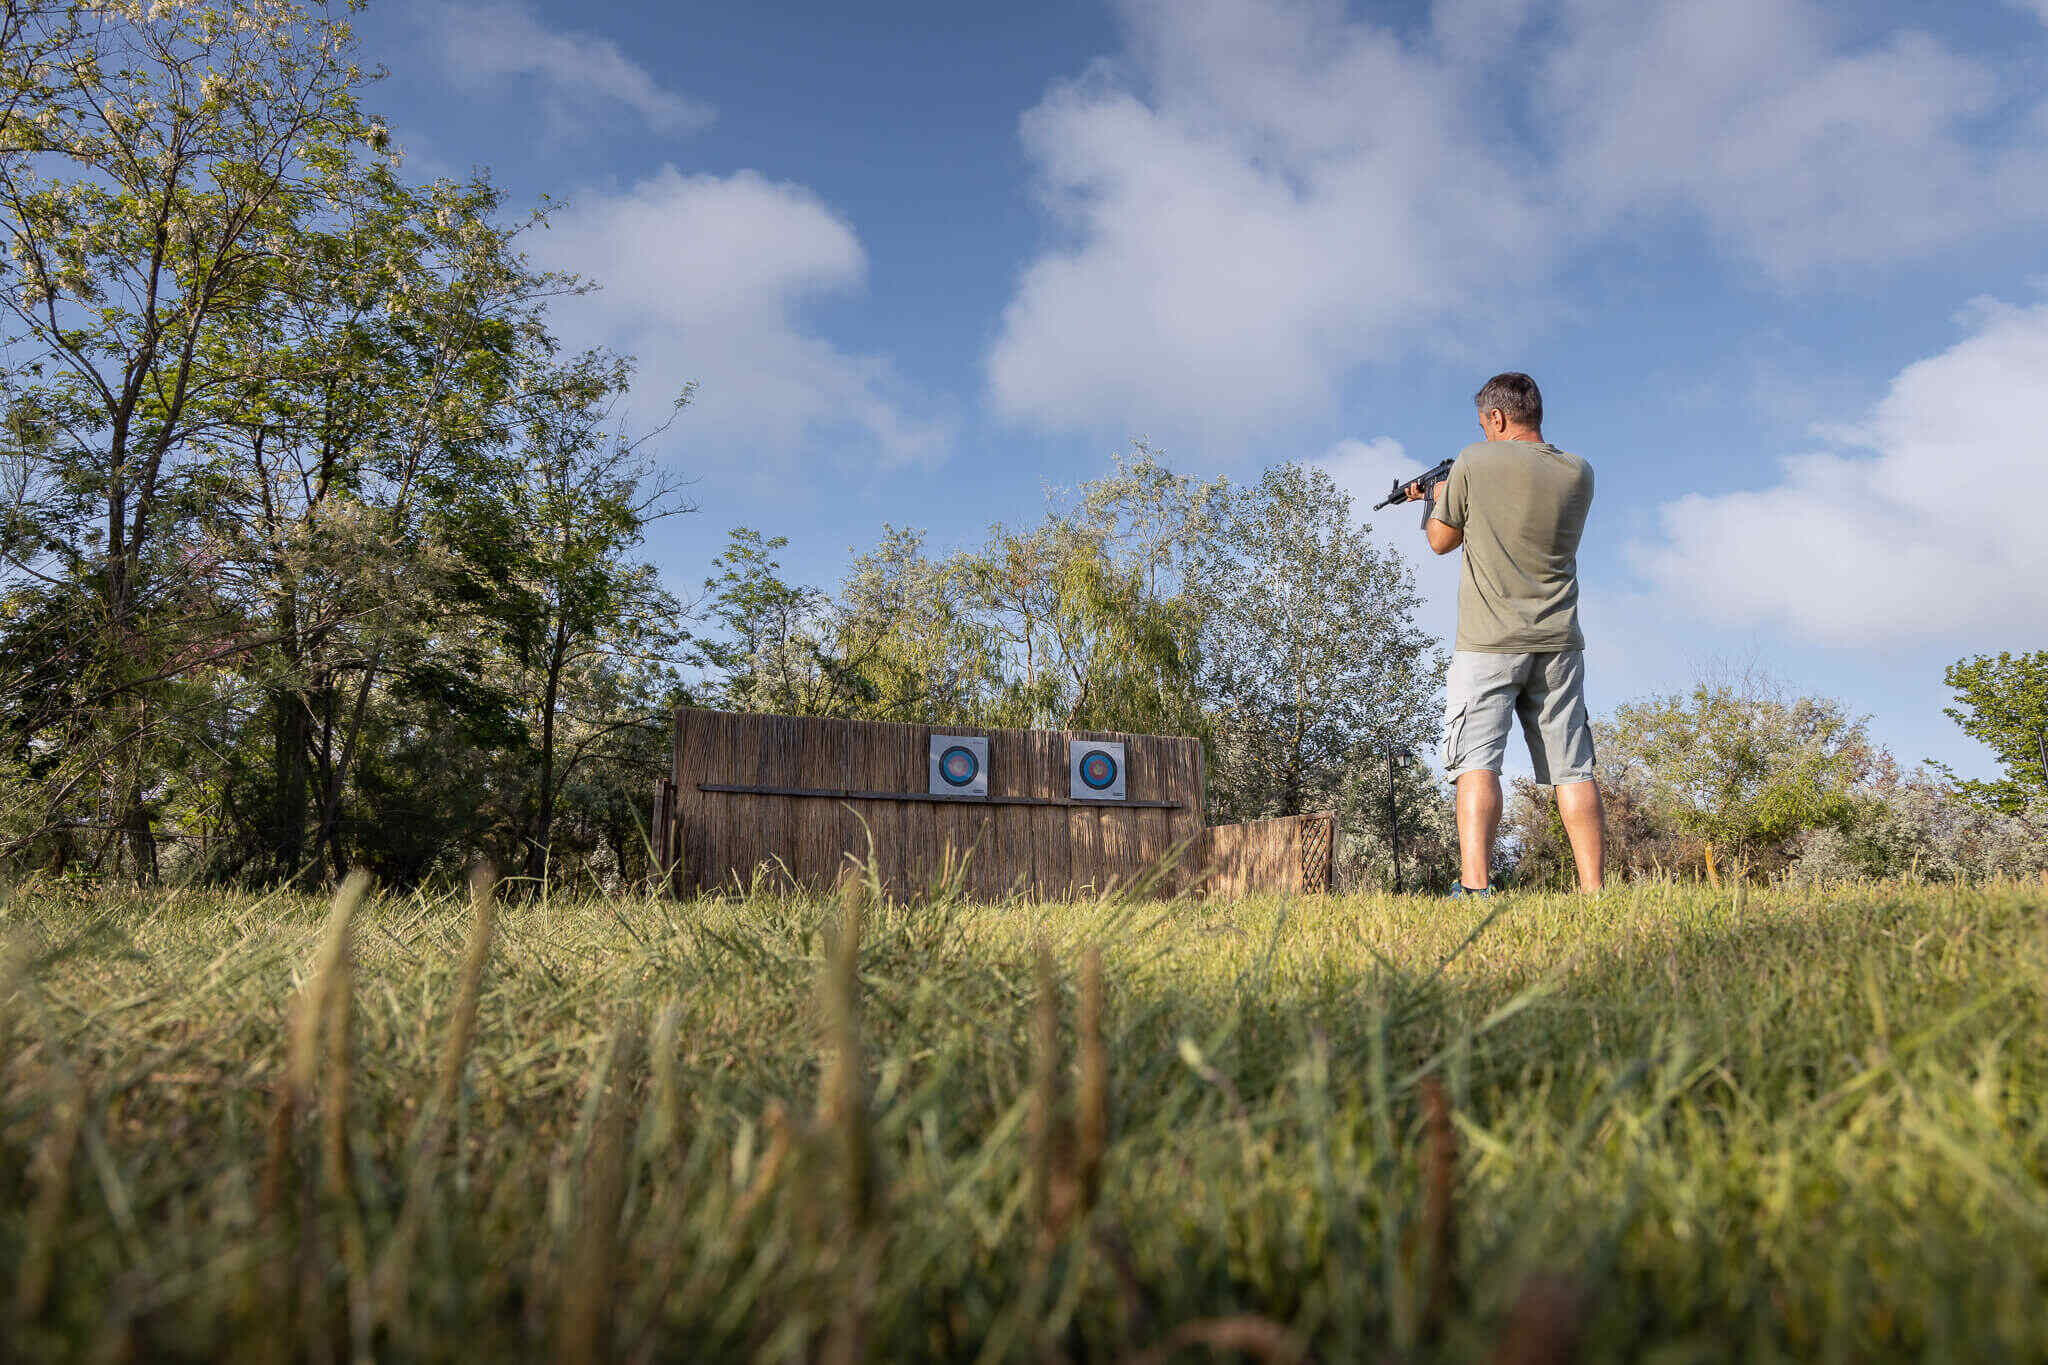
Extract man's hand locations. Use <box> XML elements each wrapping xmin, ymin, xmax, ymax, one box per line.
<box><xmin>1402</xmin><ymin>477</ymin><xmax>1444</xmax><ymax>504</ymax></box>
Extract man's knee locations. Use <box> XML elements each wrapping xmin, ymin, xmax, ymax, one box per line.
<box><xmin>1554</xmin><ymin>777</ymin><xmax>1603</xmax><ymax>818</ymax></box>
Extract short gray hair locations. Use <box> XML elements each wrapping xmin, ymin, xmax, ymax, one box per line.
<box><xmin>1474</xmin><ymin>372</ymin><xmax>1542</xmax><ymax>429</ymax></box>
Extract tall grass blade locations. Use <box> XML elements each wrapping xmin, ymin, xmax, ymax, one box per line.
<box><xmin>374</xmin><ymin>863</ymin><xmax>497</xmax><ymax>1328</ymax></box>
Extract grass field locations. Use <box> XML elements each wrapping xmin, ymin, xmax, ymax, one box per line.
<box><xmin>3</xmin><ymin>869</ymin><xmax>2046</xmax><ymax>1362</ymax></box>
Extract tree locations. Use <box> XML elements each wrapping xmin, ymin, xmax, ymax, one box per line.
<box><xmin>695</xmin><ymin>528</ymin><xmax>856</xmax><ymax>717</ymax></box>
<box><xmin>1</xmin><ymin>0</ymin><xmax>373</xmax><ymax>873</ymax></box>
<box><xmin>1790</xmin><ymin>756</ymin><xmax>2048</xmax><ymax>884</ymax></box>
<box><xmin>197</xmin><ymin>165</ymin><xmax>575</xmax><ymax>882</ymax></box>
<box><xmin>1195</xmin><ymin>462</ymin><xmax>1441</xmax><ymax>825</ymax></box>
<box><xmin>1338</xmin><ymin>753</ymin><xmax>1462</xmax><ymax>893</ymax></box>
<box><xmin>488</xmin><ymin>353</ymin><xmax>691</xmax><ymax>885</ymax></box>
<box><xmin>1597</xmin><ymin>667</ymin><xmax>1876</xmax><ymax>874</ymax></box>
<box><xmin>0</xmin><ymin>1</ymin><xmax>699</xmax><ymax>889</ymax></box>
<box><xmin>1938</xmin><ymin>650</ymin><xmax>2048</xmax><ymax>814</ymax></box>
<box><xmin>1073</xmin><ymin>441</ymin><xmax>1226</xmax><ymax>603</ymax></box>
<box><xmin>961</xmin><ymin>514</ymin><xmax>1204</xmax><ymax>736</ymax></box>
<box><xmin>831</xmin><ymin>527</ymin><xmax>998</xmax><ymax>724</ymax></box>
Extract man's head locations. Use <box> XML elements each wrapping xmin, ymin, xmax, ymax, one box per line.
<box><xmin>1475</xmin><ymin>372</ymin><xmax>1543</xmax><ymax>441</ymax></box>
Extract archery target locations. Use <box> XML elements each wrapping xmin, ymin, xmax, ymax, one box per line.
<box><xmin>1069</xmin><ymin>740</ymin><xmax>1126</xmax><ymax>801</ymax></box>
<box><xmin>928</xmin><ymin>734</ymin><xmax>989</xmax><ymax>797</ymax></box>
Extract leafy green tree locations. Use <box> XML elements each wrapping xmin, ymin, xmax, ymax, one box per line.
<box><xmin>694</xmin><ymin>528</ymin><xmax>858</xmax><ymax>717</ymax></box>
<box><xmin>1338</xmin><ymin>753</ymin><xmax>1462</xmax><ymax>893</ymax></box>
<box><xmin>1073</xmin><ymin>441</ymin><xmax>1226</xmax><ymax>603</ymax></box>
<box><xmin>962</xmin><ymin>514</ymin><xmax>1204</xmax><ymax>736</ymax></box>
<box><xmin>197</xmin><ymin>166</ymin><xmax>572</xmax><ymax>881</ymax></box>
<box><xmin>1</xmin><ymin>0</ymin><xmax>373</xmax><ymax>873</ymax></box>
<box><xmin>0</xmin><ymin>1</ymin><xmax>698</xmax><ymax>891</ymax></box>
<box><xmin>489</xmin><ymin>353</ymin><xmax>691</xmax><ymax>885</ymax></box>
<box><xmin>1598</xmin><ymin>668</ymin><xmax>1876</xmax><ymax>873</ymax></box>
<box><xmin>1195</xmin><ymin>462</ymin><xmax>1440</xmax><ymax>824</ymax></box>
<box><xmin>831</xmin><ymin>527</ymin><xmax>999</xmax><ymax>724</ymax></box>
<box><xmin>1938</xmin><ymin>650</ymin><xmax>2048</xmax><ymax>813</ymax></box>
<box><xmin>1791</xmin><ymin>756</ymin><xmax>2047</xmax><ymax>884</ymax></box>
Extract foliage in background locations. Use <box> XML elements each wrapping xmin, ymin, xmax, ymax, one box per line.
<box><xmin>1790</xmin><ymin>757</ymin><xmax>2048</xmax><ymax>884</ymax></box>
<box><xmin>1504</xmin><ymin>666</ymin><xmax>2045</xmax><ymax>888</ymax></box>
<box><xmin>693</xmin><ymin>450</ymin><xmax>1226</xmax><ymax>739</ymax></box>
<box><xmin>1196</xmin><ymin>461</ymin><xmax>1443</xmax><ymax>829</ymax></box>
<box><xmin>1937</xmin><ymin>649</ymin><xmax>2048</xmax><ymax>813</ymax></box>
<box><xmin>0</xmin><ymin>0</ymin><xmax>693</xmax><ymax>890</ymax></box>
<box><xmin>1593</xmin><ymin>667</ymin><xmax>1874</xmax><ymax>875</ymax></box>
<box><xmin>1336</xmin><ymin>751</ymin><xmax>1461</xmax><ymax>893</ymax></box>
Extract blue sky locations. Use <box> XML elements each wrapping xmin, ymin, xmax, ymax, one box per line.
<box><xmin>352</xmin><ymin>0</ymin><xmax>2048</xmax><ymax>779</ymax></box>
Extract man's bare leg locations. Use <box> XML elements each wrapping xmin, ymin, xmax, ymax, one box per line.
<box><xmin>1555</xmin><ymin>778</ymin><xmax>1605</xmax><ymax>892</ymax></box>
<box><xmin>1455</xmin><ymin>770</ymin><xmax>1502</xmax><ymax>890</ymax></box>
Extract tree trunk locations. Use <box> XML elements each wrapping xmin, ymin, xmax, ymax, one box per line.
<box><xmin>122</xmin><ymin>777</ymin><xmax>157</xmax><ymax>884</ymax></box>
<box><xmin>523</xmin><ymin>615</ymin><xmax>572</xmax><ymax>886</ymax></box>
<box><xmin>269</xmin><ymin>688</ymin><xmax>311</xmax><ymax>878</ymax></box>
<box><xmin>315</xmin><ymin>657</ymin><xmax>380</xmax><ymax>883</ymax></box>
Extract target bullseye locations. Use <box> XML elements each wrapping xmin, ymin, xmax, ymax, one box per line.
<box><xmin>1068</xmin><ymin>739</ymin><xmax>1127</xmax><ymax>801</ymax></box>
<box><xmin>939</xmin><ymin>745</ymin><xmax>980</xmax><ymax>787</ymax></box>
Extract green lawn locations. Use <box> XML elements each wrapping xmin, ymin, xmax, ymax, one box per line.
<box><xmin>4</xmin><ymin>871</ymin><xmax>2045</xmax><ymax>1361</ymax></box>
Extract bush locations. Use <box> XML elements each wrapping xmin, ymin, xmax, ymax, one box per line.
<box><xmin>1792</xmin><ymin>764</ymin><xmax>2048</xmax><ymax>883</ymax></box>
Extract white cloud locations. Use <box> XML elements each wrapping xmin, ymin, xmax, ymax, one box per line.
<box><xmin>1312</xmin><ymin>437</ymin><xmax>1416</xmax><ymax>521</ymax></box>
<box><xmin>989</xmin><ymin>0</ymin><xmax>2048</xmax><ymax>435</ymax></box>
<box><xmin>988</xmin><ymin>0</ymin><xmax>1551</xmax><ymax>438</ymax></box>
<box><xmin>425</xmin><ymin>2</ymin><xmax>715</xmax><ymax>136</ymax></box>
<box><xmin>1541</xmin><ymin>0</ymin><xmax>2045</xmax><ymax>278</ymax></box>
<box><xmin>1312</xmin><ymin>436</ymin><xmax>1461</xmax><ymax>634</ymax></box>
<box><xmin>528</xmin><ymin>167</ymin><xmax>947</xmax><ymax>471</ymax></box>
<box><xmin>1631</xmin><ymin>297</ymin><xmax>2048</xmax><ymax>646</ymax></box>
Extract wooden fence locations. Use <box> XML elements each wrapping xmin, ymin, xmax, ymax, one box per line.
<box><xmin>1197</xmin><ymin>812</ymin><xmax>1335</xmax><ymax>898</ymax></box>
<box><xmin>654</xmin><ymin>708</ymin><xmax>1335</xmax><ymax>901</ymax></box>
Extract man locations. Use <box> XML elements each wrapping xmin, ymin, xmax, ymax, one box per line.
<box><xmin>1404</xmin><ymin>372</ymin><xmax>1606</xmax><ymax>894</ymax></box>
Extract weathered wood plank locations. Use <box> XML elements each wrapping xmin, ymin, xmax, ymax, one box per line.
<box><xmin>988</xmin><ymin>727</ymin><xmax>1035</xmax><ymax>900</ymax></box>
<box><xmin>675</xmin><ymin>709</ymin><xmax>717</xmax><ymax>895</ymax></box>
<box><xmin>787</xmin><ymin>715</ymin><xmax>849</xmax><ymax>891</ymax></box>
<box><xmin>1195</xmin><ymin>812</ymin><xmax>1321</xmax><ymax>898</ymax></box>
<box><xmin>1027</xmin><ymin>728</ymin><xmax>1071</xmax><ymax>899</ymax></box>
<box><xmin>946</xmin><ymin>727</ymin><xmax>1004</xmax><ymax>902</ymax></box>
<box><xmin>843</xmin><ymin>720</ymin><xmax>906</xmax><ymax>899</ymax></box>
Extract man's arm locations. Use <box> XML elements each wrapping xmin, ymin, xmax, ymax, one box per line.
<box><xmin>1425</xmin><ymin>511</ymin><xmax>1462</xmax><ymax>555</ymax></box>
<box><xmin>1403</xmin><ymin>475</ymin><xmax>1464</xmax><ymax>554</ymax></box>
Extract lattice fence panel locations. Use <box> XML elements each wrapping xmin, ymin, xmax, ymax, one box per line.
<box><xmin>1299</xmin><ymin>814</ymin><xmax>1333</xmax><ymax>894</ymax></box>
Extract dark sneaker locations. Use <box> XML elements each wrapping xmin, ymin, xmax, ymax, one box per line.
<box><xmin>1448</xmin><ymin>883</ymin><xmax>1493</xmax><ymax>898</ymax></box>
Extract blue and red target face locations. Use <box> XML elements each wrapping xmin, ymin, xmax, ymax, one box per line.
<box><xmin>1069</xmin><ymin>739</ymin><xmax>1127</xmax><ymax>800</ymax></box>
<box><xmin>938</xmin><ymin>745</ymin><xmax>980</xmax><ymax>787</ymax></box>
<box><xmin>928</xmin><ymin>734</ymin><xmax>990</xmax><ymax>796</ymax></box>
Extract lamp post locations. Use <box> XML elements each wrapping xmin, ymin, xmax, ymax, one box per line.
<box><xmin>1387</xmin><ymin>746</ymin><xmax>1410</xmax><ymax>895</ymax></box>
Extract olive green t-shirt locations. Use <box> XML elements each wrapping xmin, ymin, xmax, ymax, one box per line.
<box><xmin>1431</xmin><ymin>440</ymin><xmax>1593</xmax><ymax>653</ymax></box>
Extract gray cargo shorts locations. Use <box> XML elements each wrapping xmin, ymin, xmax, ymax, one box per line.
<box><xmin>1442</xmin><ymin>650</ymin><xmax>1596</xmax><ymax>785</ymax></box>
